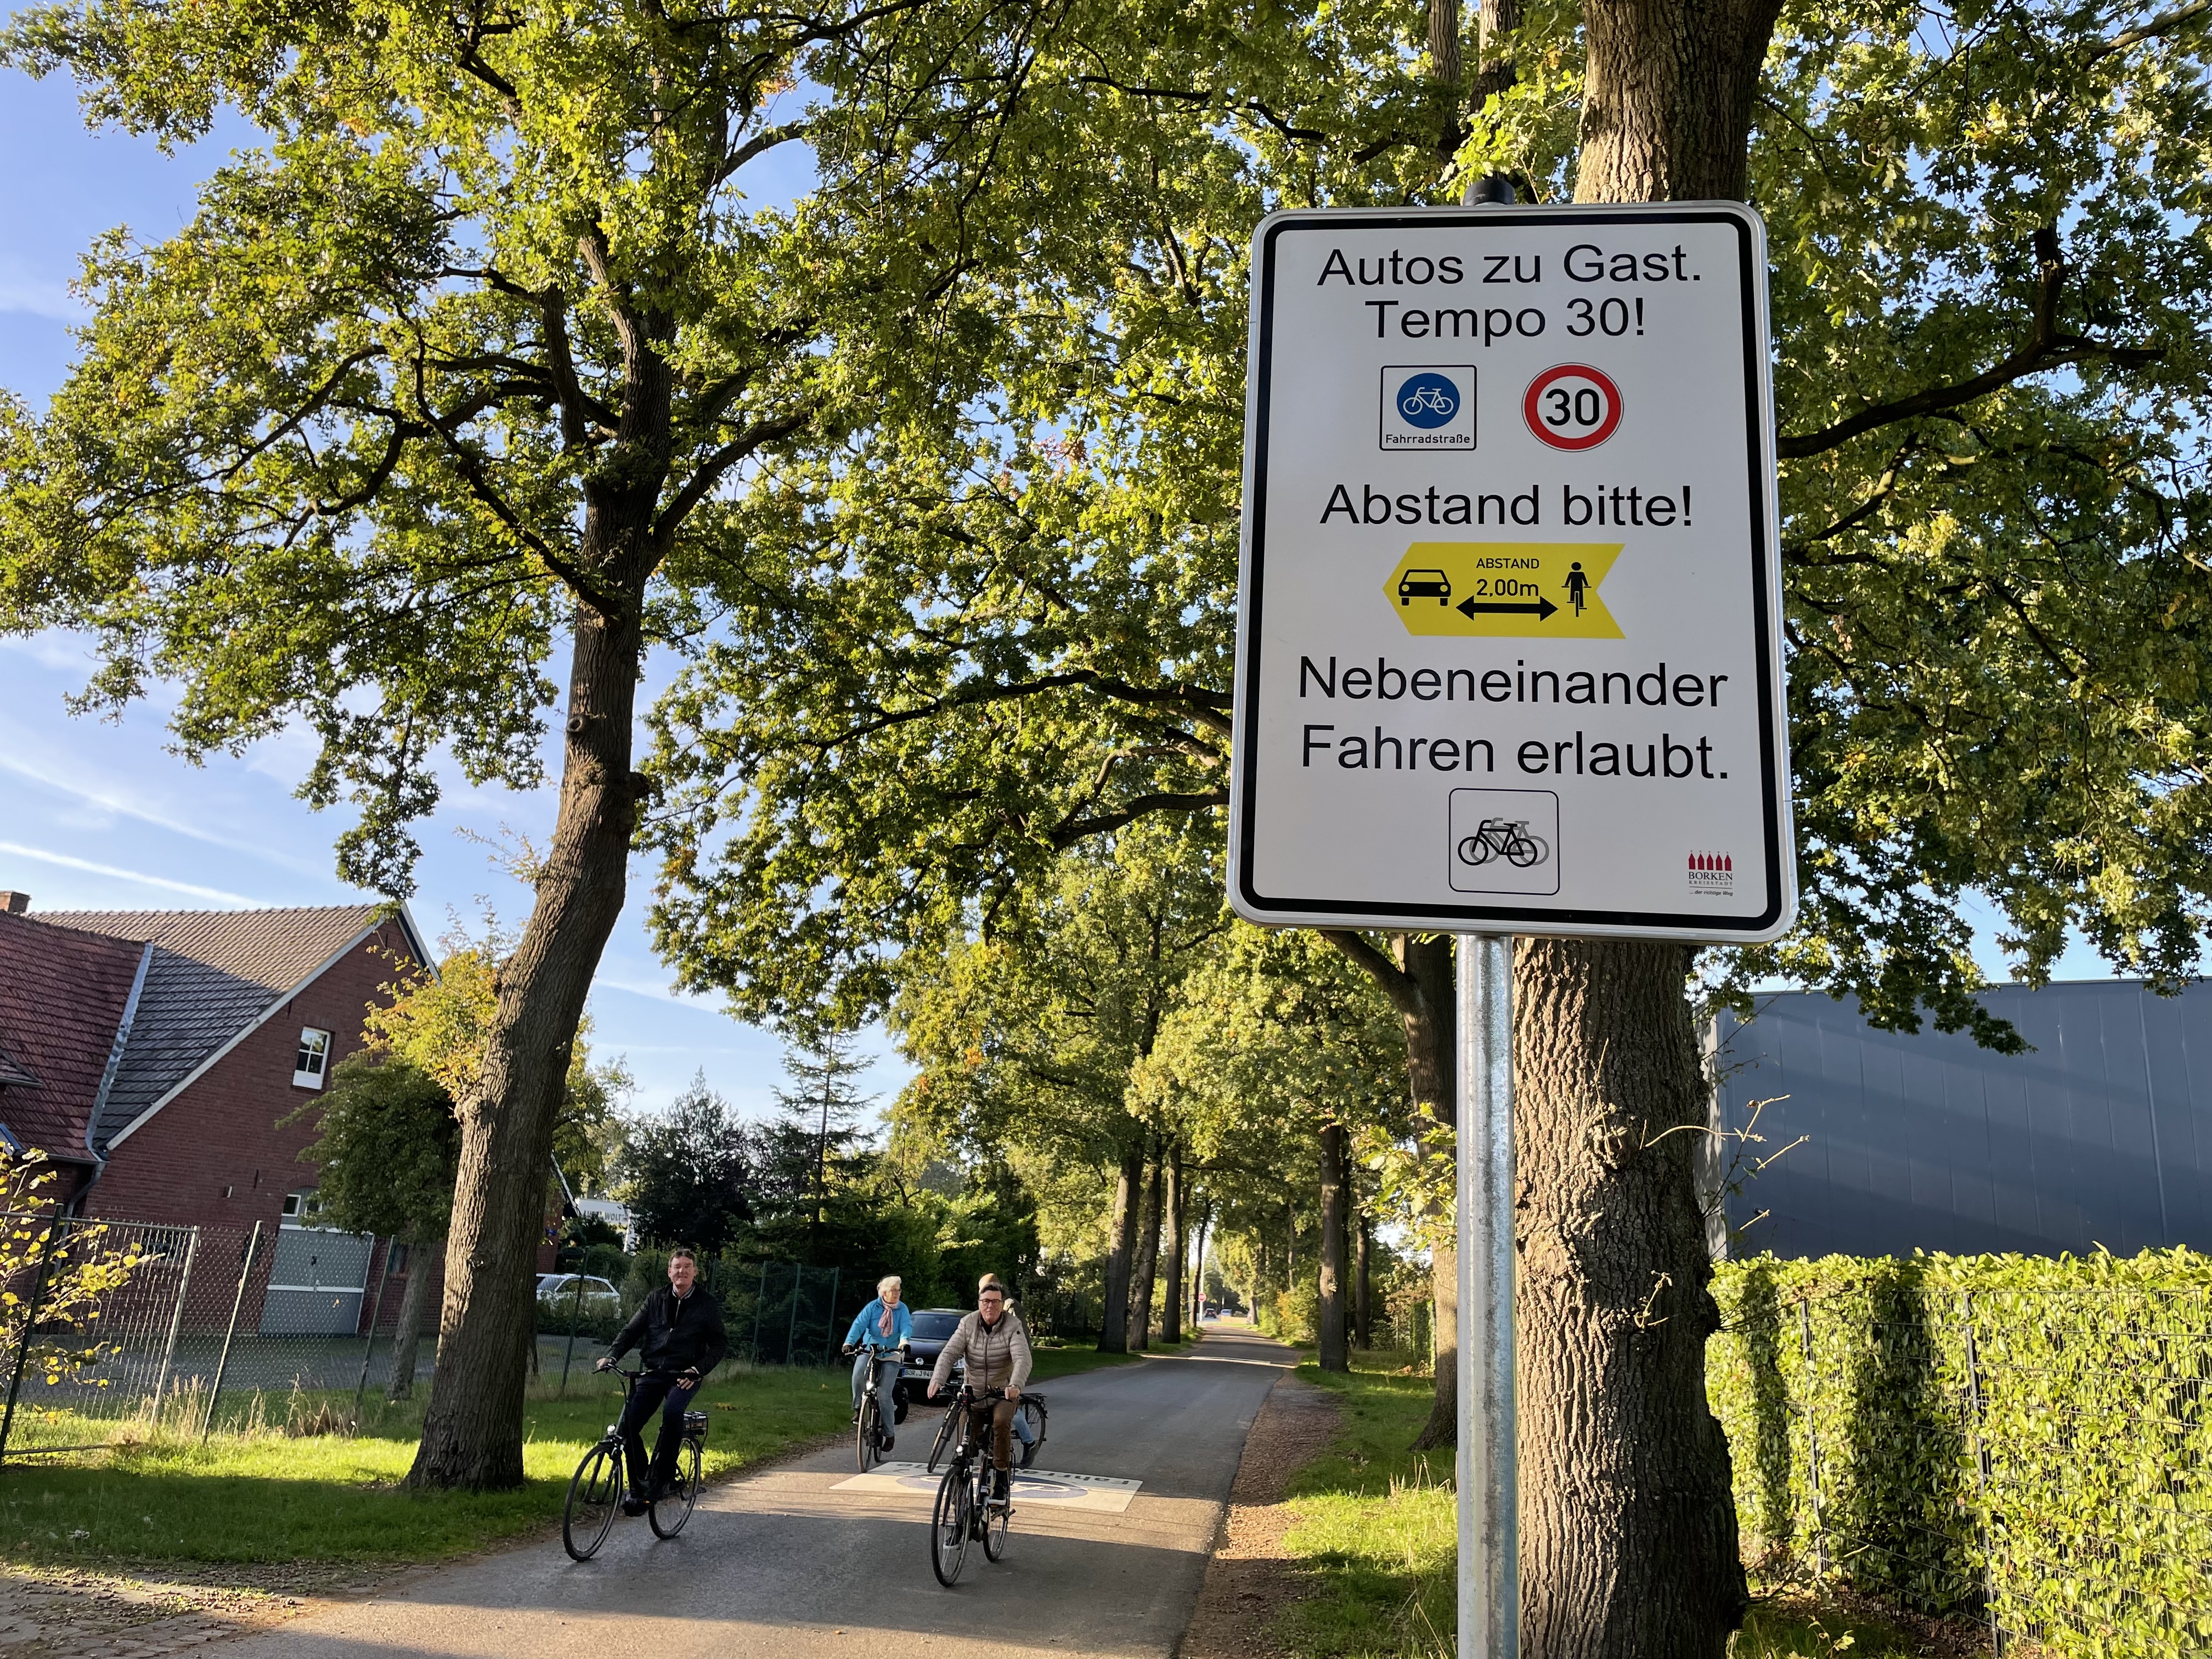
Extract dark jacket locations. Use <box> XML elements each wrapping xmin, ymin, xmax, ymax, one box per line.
<box><xmin>610</xmin><ymin>1284</ymin><xmax>728</xmax><ymax>1376</ymax></box>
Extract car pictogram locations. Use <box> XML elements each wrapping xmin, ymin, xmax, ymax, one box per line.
<box><xmin>1398</xmin><ymin>568</ymin><xmax>1452</xmax><ymax>606</ymax></box>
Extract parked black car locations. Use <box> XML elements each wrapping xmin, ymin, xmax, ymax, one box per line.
<box><xmin>895</xmin><ymin>1307</ymin><xmax>968</xmax><ymax>1419</ymax></box>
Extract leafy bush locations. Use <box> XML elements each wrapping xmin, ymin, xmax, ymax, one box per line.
<box><xmin>1708</xmin><ymin>1249</ymin><xmax>2212</xmax><ymax>1658</ymax></box>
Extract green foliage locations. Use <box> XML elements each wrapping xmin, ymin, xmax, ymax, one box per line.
<box><xmin>1708</xmin><ymin>1249</ymin><xmax>2212</xmax><ymax>1655</ymax></box>
<box><xmin>289</xmin><ymin>1057</ymin><xmax>459</xmax><ymax>1243</ymax></box>
<box><xmin>619</xmin><ymin>1074</ymin><xmax>758</xmax><ymax>1253</ymax></box>
<box><xmin>0</xmin><ymin>1155</ymin><xmax>146</xmax><ymax>1391</ymax></box>
<box><xmin>637</xmin><ymin>0</ymin><xmax>2212</xmax><ymax>1057</ymax></box>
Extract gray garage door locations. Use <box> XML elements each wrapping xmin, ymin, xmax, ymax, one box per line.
<box><xmin>260</xmin><ymin>1224</ymin><xmax>375</xmax><ymax>1335</ymax></box>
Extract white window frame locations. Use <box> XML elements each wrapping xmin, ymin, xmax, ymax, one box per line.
<box><xmin>293</xmin><ymin>1026</ymin><xmax>331</xmax><ymax>1088</ymax></box>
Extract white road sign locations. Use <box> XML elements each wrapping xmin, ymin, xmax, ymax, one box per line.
<box><xmin>1228</xmin><ymin>204</ymin><xmax>1795</xmax><ymax>940</ymax></box>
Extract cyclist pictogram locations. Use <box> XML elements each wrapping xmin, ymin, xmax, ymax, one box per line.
<box><xmin>1400</xmin><ymin>381</ymin><xmax>1459</xmax><ymax>421</ymax></box>
<box><xmin>1457</xmin><ymin>818</ymin><xmax>1549</xmax><ymax>870</ymax></box>
<box><xmin>1447</xmin><ymin>788</ymin><xmax>1562</xmax><ymax>896</ymax></box>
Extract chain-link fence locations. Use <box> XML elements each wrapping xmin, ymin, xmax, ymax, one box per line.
<box><xmin>1710</xmin><ymin>1260</ymin><xmax>2212</xmax><ymax>1659</ymax></box>
<box><xmin>0</xmin><ymin>1214</ymin><xmax>431</xmax><ymax>1458</ymax></box>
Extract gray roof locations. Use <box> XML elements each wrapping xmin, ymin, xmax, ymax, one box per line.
<box><xmin>1714</xmin><ymin>980</ymin><xmax>2212</xmax><ymax>1260</ymax></box>
<box><xmin>35</xmin><ymin>906</ymin><xmax>394</xmax><ymax>1149</ymax></box>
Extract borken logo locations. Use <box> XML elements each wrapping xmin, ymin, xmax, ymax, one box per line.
<box><xmin>1686</xmin><ymin>851</ymin><xmax>1735</xmax><ymax>897</ymax></box>
<box><xmin>1381</xmin><ymin>366</ymin><xmax>1475</xmax><ymax>452</ymax></box>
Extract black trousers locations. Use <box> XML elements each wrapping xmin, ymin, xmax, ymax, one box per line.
<box><xmin>617</xmin><ymin>1371</ymin><xmax>698</xmax><ymax>1494</ymax></box>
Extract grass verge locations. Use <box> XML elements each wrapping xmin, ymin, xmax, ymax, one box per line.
<box><xmin>1276</xmin><ymin>1351</ymin><xmax>1946</xmax><ymax>1659</ymax></box>
<box><xmin>0</xmin><ymin>1328</ymin><xmax>1200</xmax><ymax>1572</ymax></box>
<box><xmin>0</xmin><ymin>1362</ymin><xmax>846</xmax><ymax>1569</ymax></box>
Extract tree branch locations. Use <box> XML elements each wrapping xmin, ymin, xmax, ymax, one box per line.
<box><xmin>2091</xmin><ymin>0</ymin><xmax>2210</xmax><ymax>57</ymax></box>
<box><xmin>1780</xmin><ymin>227</ymin><xmax>2162</xmax><ymax>460</ymax></box>
<box><xmin>653</xmin><ymin>409</ymin><xmax>811</xmax><ymax>545</ymax></box>
<box><xmin>1318</xmin><ymin>930</ymin><xmax>1422</xmax><ymax>1020</ymax></box>
<box><xmin>1047</xmin><ymin>788</ymin><xmax>1227</xmax><ymax>848</ymax></box>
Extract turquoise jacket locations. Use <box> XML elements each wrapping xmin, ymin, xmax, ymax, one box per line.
<box><xmin>845</xmin><ymin>1299</ymin><xmax>914</xmax><ymax>1351</ymax></box>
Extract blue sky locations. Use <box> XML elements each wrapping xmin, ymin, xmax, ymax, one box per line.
<box><xmin>0</xmin><ymin>64</ymin><xmax>912</xmax><ymax>1126</ymax></box>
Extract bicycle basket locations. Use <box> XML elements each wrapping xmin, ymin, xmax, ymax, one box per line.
<box><xmin>684</xmin><ymin>1410</ymin><xmax>709</xmax><ymax>1436</ymax></box>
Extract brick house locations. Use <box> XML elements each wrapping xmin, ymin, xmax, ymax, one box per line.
<box><xmin>0</xmin><ymin>890</ymin><xmax>438</xmax><ymax>1335</ymax></box>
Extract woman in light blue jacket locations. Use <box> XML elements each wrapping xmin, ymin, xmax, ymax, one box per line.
<box><xmin>844</xmin><ymin>1275</ymin><xmax>914</xmax><ymax>1448</ymax></box>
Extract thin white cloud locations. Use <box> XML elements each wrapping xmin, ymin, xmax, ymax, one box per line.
<box><xmin>0</xmin><ymin>258</ymin><xmax>85</xmax><ymax>323</ymax></box>
<box><xmin>0</xmin><ymin>750</ymin><xmax>328</xmax><ymax>877</ymax></box>
<box><xmin>0</xmin><ymin>841</ymin><xmax>263</xmax><ymax>906</ymax></box>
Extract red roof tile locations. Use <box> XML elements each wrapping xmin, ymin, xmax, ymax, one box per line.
<box><xmin>0</xmin><ymin>911</ymin><xmax>147</xmax><ymax>1164</ymax></box>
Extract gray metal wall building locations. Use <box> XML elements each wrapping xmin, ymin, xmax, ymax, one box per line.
<box><xmin>1711</xmin><ymin>980</ymin><xmax>2212</xmax><ymax>1260</ymax></box>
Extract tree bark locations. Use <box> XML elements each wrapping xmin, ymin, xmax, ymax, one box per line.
<box><xmin>1515</xmin><ymin>940</ymin><xmax>1748</xmax><ymax>1658</ymax></box>
<box><xmin>1098</xmin><ymin>1138</ymin><xmax>1144</xmax><ymax>1352</ymax></box>
<box><xmin>1355</xmin><ymin>1200</ymin><xmax>1373</xmax><ymax>1349</ymax></box>
<box><xmin>1393</xmin><ymin>935</ymin><xmax>1458</xmax><ymax>1448</ymax></box>
<box><xmin>1161</xmin><ymin>1142</ymin><xmax>1187</xmax><ymax>1345</ymax></box>
<box><xmin>1317</xmin><ymin>1121</ymin><xmax>1349</xmax><ymax>1373</ymax></box>
<box><xmin>1504</xmin><ymin>3</ymin><xmax>1780</xmax><ymax>1647</ymax></box>
<box><xmin>407</xmin><ymin>327</ymin><xmax>672</xmax><ymax>1487</ymax></box>
<box><xmin>1189</xmin><ymin>1205</ymin><xmax>1209</xmax><ymax>1330</ymax></box>
<box><xmin>385</xmin><ymin>1236</ymin><xmax>440</xmax><ymax>1401</ymax></box>
<box><xmin>1128</xmin><ymin>1145</ymin><xmax>1163</xmax><ymax>1351</ymax></box>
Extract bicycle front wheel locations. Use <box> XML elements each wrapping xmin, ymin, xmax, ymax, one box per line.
<box><xmin>648</xmin><ymin>1438</ymin><xmax>703</xmax><ymax>1539</ymax></box>
<box><xmin>930</xmin><ymin>1463</ymin><xmax>971</xmax><ymax>1587</ymax></box>
<box><xmin>856</xmin><ymin>1396</ymin><xmax>883</xmax><ymax>1472</ymax></box>
<box><xmin>983</xmin><ymin>1479</ymin><xmax>1012</xmax><ymax>1561</ymax></box>
<box><xmin>562</xmin><ymin>1442</ymin><xmax>622</xmax><ymax>1561</ymax></box>
<box><xmin>1018</xmin><ymin>1400</ymin><xmax>1046</xmax><ymax>1469</ymax></box>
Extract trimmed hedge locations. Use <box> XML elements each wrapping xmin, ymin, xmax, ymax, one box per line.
<box><xmin>1708</xmin><ymin>1249</ymin><xmax>2212</xmax><ymax>1659</ymax></box>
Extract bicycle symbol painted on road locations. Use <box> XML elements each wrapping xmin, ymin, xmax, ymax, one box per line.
<box><xmin>1455</xmin><ymin>818</ymin><xmax>1550</xmax><ymax>870</ymax></box>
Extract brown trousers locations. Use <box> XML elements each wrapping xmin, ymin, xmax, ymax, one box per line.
<box><xmin>963</xmin><ymin>1396</ymin><xmax>1018</xmax><ymax>1470</ymax></box>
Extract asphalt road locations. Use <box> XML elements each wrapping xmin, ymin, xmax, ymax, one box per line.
<box><xmin>211</xmin><ymin>1325</ymin><xmax>1295</xmax><ymax>1658</ymax></box>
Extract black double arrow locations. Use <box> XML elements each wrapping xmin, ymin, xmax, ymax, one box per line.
<box><xmin>1457</xmin><ymin>595</ymin><xmax>1559</xmax><ymax>622</ymax></box>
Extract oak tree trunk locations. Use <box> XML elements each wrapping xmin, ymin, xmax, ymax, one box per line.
<box><xmin>1098</xmin><ymin>1139</ymin><xmax>1145</xmax><ymax>1352</ymax></box>
<box><xmin>407</xmin><ymin>335</ymin><xmax>671</xmax><ymax>1485</ymax></box>
<box><xmin>1317</xmin><ymin>1121</ymin><xmax>1350</xmax><ymax>1373</ymax></box>
<box><xmin>1355</xmin><ymin>1203</ymin><xmax>1373</xmax><ymax>1348</ymax></box>
<box><xmin>1395</xmin><ymin>935</ymin><xmax>1458</xmax><ymax>1448</ymax></box>
<box><xmin>1515</xmin><ymin>940</ymin><xmax>1748</xmax><ymax>1657</ymax></box>
<box><xmin>385</xmin><ymin>1236</ymin><xmax>440</xmax><ymax>1402</ymax></box>
<box><xmin>1161</xmin><ymin>1143</ymin><xmax>1187</xmax><ymax>1345</ymax></box>
<box><xmin>1502</xmin><ymin>2</ymin><xmax>1780</xmax><ymax>1647</ymax></box>
<box><xmin>1128</xmin><ymin>1146</ymin><xmax>1163</xmax><ymax>1350</ymax></box>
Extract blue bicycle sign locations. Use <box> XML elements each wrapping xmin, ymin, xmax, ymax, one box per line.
<box><xmin>1395</xmin><ymin>371</ymin><xmax>1462</xmax><ymax>428</ymax></box>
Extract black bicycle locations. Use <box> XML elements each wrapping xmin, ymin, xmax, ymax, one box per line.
<box><xmin>929</xmin><ymin>1387</ymin><xmax>1013</xmax><ymax>1587</ymax></box>
<box><xmin>1457</xmin><ymin>817</ymin><xmax>1547</xmax><ymax>869</ymax></box>
<box><xmin>844</xmin><ymin>1338</ymin><xmax>909</xmax><ymax>1472</ymax></box>
<box><xmin>561</xmin><ymin>1368</ymin><xmax>707</xmax><ymax>1561</ymax></box>
<box><xmin>927</xmin><ymin>1383</ymin><xmax>1047</xmax><ymax>1471</ymax></box>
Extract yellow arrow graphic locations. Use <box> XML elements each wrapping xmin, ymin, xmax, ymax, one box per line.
<box><xmin>1385</xmin><ymin>542</ymin><xmax>1625</xmax><ymax>639</ymax></box>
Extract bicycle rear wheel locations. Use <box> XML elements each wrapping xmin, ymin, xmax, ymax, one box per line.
<box><xmin>929</xmin><ymin>1462</ymin><xmax>971</xmax><ymax>1587</ymax></box>
<box><xmin>1017</xmin><ymin>1398</ymin><xmax>1046</xmax><ymax>1469</ymax></box>
<box><xmin>856</xmin><ymin>1396</ymin><xmax>883</xmax><ymax>1472</ymax></box>
<box><xmin>648</xmin><ymin>1438</ymin><xmax>703</xmax><ymax>1538</ymax></box>
<box><xmin>562</xmin><ymin>1442</ymin><xmax>622</xmax><ymax>1561</ymax></box>
<box><xmin>926</xmin><ymin>1403</ymin><xmax>958</xmax><ymax>1473</ymax></box>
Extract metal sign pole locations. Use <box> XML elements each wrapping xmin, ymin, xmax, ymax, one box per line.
<box><xmin>1457</xmin><ymin>932</ymin><xmax>1517</xmax><ymax>1658</ymax></box>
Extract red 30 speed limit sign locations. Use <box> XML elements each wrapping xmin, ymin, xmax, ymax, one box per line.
<box><xmin>1523</xmin><ymin>364</ymin><xmax>1622</xmax><ymax>450</ymax></box>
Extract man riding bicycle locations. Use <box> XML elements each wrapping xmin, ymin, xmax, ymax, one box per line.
<box><xmin>926</xmin><ymin>1273</ymin><xmax>1031</xmax><ymax>1506</ymax></box>
<box><xmin>598</xmin><ymin>1248</ymin><xmax>726</xmax><ymax>1514</ymax></box>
